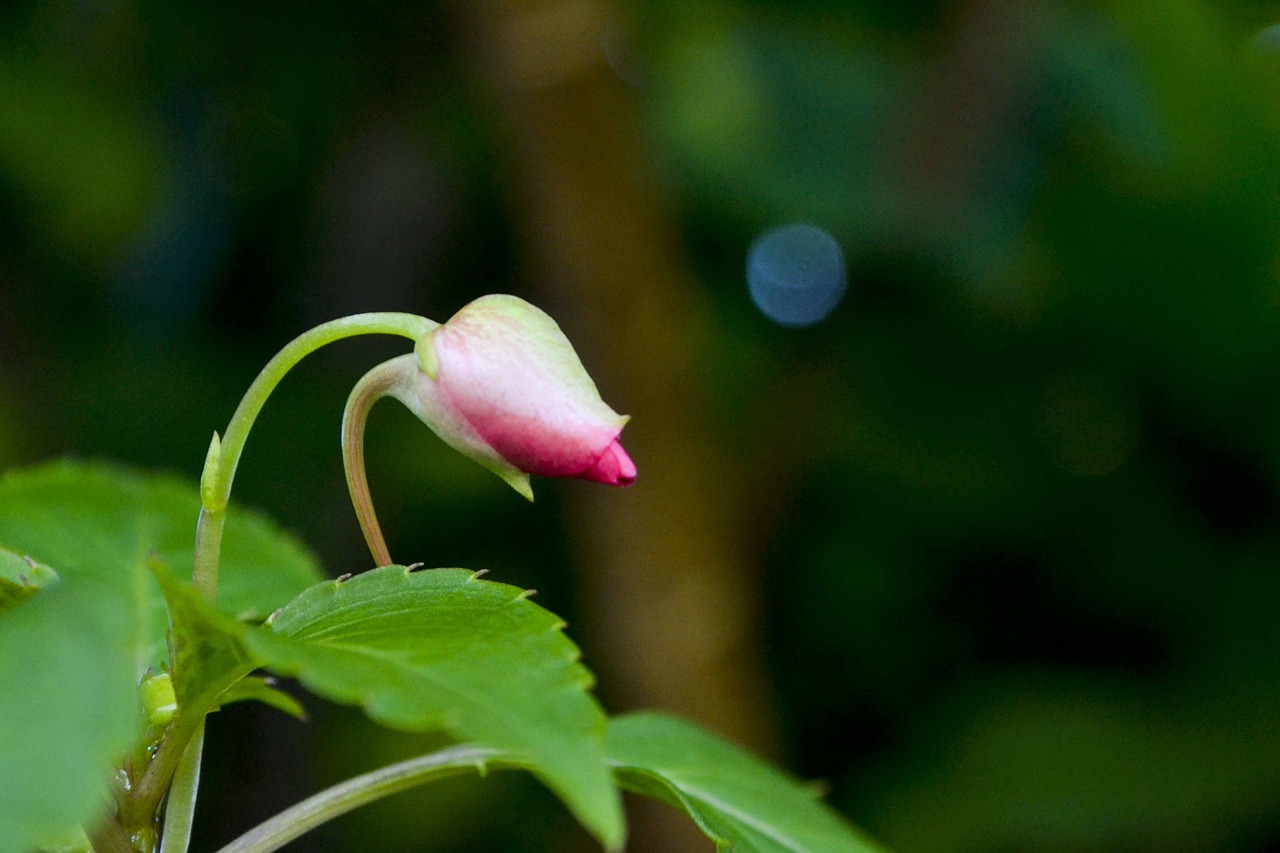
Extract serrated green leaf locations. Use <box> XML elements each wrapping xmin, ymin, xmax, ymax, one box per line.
<box><xmin>0</xmin><ymin>460</ymin><xmax>322</xmax><ymax>849</ymax></box>
<box><xmin>0</xmin><ymin>459</ymin><xmax>323</xmax><ymax>671</ymax></box>
<box><xmin>606</xmin><ymin>713</ymin><xmax>887</xmax><ymax>853</ymax></box>
<box><xmin>0</xmin><ymin>581</ymin><xmax>139</xmax><ymax>851</ymax></box>
<box><xmin>154</xmin><ymin>570</ymin><xmax>306</xmax><ymax>742</ymax></box>
<box><xmin>153</xmin><ymin>572</ymin><xmax>307</xmax><ymax>721</ymax></box>
<box><xmin>246</xmin><ymin>566</ymin><xmax>625</xmax><ymax>850</ymax></box>
<box><xmin>0</xmin><ymin>546</ymin><xmax>58</xmax><ymax>614</ymax></box>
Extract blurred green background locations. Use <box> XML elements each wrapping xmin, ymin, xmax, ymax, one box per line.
<box><xmin>4</xmin><ymin>0</ymin><xmax>1280</xmax><ymax>850</ymax></box>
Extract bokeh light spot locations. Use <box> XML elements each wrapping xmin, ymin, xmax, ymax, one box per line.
<box><xmin>1251</xmin><ymin>23</ymin><xmax>1280</xmax><ymax>55</ymax></box>
<box><xmin>747</xmin><ymin>223</ymin><xmax>847</xmax><ymax>328</ymax></box>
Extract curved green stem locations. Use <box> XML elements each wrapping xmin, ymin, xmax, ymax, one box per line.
<box><xmin>193</xmin><ymin>312</ymin><xmax>437</xmax><ymax>600</ymax></box>
<box><xmin>133</xmin><ymin>314</ymin><xmax>436</xmax><ymax>852</ymax></box>
<box><xmin>342</xmin><ymin>356</ymin><xmax>418</xmax><ymax>567</ymax></box>
<box><xmin>211</xmin><ymin>313</ymin><xmax>437</xmax><ymax>513</ymax></box>
<box><xmin>213</xmin><ymin>746</ymin><xmax>521</xmax><ymax>853</ymax></box>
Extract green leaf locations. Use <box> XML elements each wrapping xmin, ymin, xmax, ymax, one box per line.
<box><xmin>31</xmin><ymin>824</ymin><xmax>93</xmax><ymax>853</ymax></box>
<box><xmin>0</xmin><ymin>546</ymin><xmax>58</xmax><ymax>614</ymax></box>
<box><xmin>0</xmin><ymin>581</ymin><xmax>139</xmax><ymax>851</ymax></box>
<box><xmin>606</xmin><ymin>713</ymin><xmax>887</xmax><ymax>853</ymax></box>
<box><xmin>0</xmin><ymin>460</ymin><xmax>322</xmax><ymax>849</ymax></box>
<box><xmin>154</xmin><ymin>571</ymin><xmax>304</xmax><ymax>721</ymax></box>
<box><xmin>246</xmin><ymin>566</ymin><xmax>625</xmax><ymax>851</ymax></box>
<box><xmin>0</xmin><ymin>459</ymin><xmax>323</xmax><ymax>670</ymax></box>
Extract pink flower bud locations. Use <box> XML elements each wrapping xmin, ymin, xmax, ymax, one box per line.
<box><xmin>394</xmin><ymin>295</ymin><xmax>635</xmax><ymax>499</ymax></box>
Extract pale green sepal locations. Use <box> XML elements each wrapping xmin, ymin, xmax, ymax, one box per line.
<box><xmin>387</xmin><ymin>356</ymin><xmax>536</xmax><ymax>501</ymax></box>
<box><xmin>495</xmin><ymin>466</ymin><xmax>534</xmax><ymax>502</ymax></box>
<box><xmin>414</xmin><ymin>331</ymin><xmax>439</xmax><ymax>380</ymax></box>
<box><xmin>459</xmin><ymin>445</ymin><xmax>534</xmax><ymax>502</ymax></box>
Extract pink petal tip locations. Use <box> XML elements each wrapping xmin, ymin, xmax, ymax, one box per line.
<box><xmin>578</xmin><ymin>439</ymin><xmax>637</xmax><ymax>487</ymax></box>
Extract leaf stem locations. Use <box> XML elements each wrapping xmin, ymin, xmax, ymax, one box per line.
<box><xmin>213</xmin><ymin>746</ymin><xmax>521</xmax><ymax>853</ymax></box>
<box><xmin>192</xmin><ymin>312</ymin><xmax>436</xmax><ymax>599</ymax></box>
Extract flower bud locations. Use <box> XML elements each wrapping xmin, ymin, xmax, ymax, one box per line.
<box><xmin>395</xmin><ymin>294</ymin><xmax>635</xmax><ymax>499</ymax></box>
<box><xmin>140</xmin><ymin>672</ymin><xmax>177</xmax><ymax>727</ymax></box>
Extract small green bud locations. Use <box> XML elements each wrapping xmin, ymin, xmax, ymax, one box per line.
<box><xmin>414</xmin><ymin>332</ymin><xmax>439</xmax><ymax>380</ymax></box>
<box><xmin>200</xmin><ymin>431</ymin><xmax>223</xmax><ymax>511</ymax></box>
<box><xmin>141</xmin><ymin>672</ymin><xmax>177</xmax><ymax>727</ymax></box>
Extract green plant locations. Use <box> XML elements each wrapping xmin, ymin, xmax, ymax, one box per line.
<box><xmin>0</xmin><ymin>296</ymin><xmax>884</xmax><ymax>853</ymax></box>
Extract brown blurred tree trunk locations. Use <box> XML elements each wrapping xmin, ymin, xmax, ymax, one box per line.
<box><xmin>890</xmin><ymin>0</ymin><xmax>1047</xmax><ymax>235</ymax></box>
<box><xmin>457</xmin><ymin>1</ymin><xmax>778</xmax><ymax>849</ymax></box>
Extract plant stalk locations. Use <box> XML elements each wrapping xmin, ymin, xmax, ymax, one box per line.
<box><xmin>213</xmin><ymin>746</ymin><xmax>519</xmax><ymax>853</ymax></box>
<box><xmin>87</xmin><ymin>814</ymin><xmax>134</xmax><ymax>853</ymax></box>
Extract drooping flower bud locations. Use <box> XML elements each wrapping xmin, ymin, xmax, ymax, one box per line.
<box><xmin>397</xmin><ymin>294</ymin><xmax>635</xmax><ymax>499</ymax></box>
<box><xmin>342</xmin><ymin>294</ymin><xmax>635</xmax><ymax>564</ymax></box>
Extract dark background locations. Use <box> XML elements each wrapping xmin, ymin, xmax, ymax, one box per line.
<box><xmin>3</xmin><ymin>0</ymin><xmax>1280</xmax><ymax>851</ymax></box>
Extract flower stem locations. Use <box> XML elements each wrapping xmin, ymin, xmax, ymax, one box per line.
<box><xmin>213</xmin><ymin>746</ymin><xmax>521</xmax><ymax>853</ymax></box>
<box><xmin>342</xmin><ymin>356</ymin><xmax>417</xmax><ymax>567</ymax></box>
<box><xmin>192</xmin><ymin>312</ymin><xmax>437</xmax><ymax>600</ymax></box>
